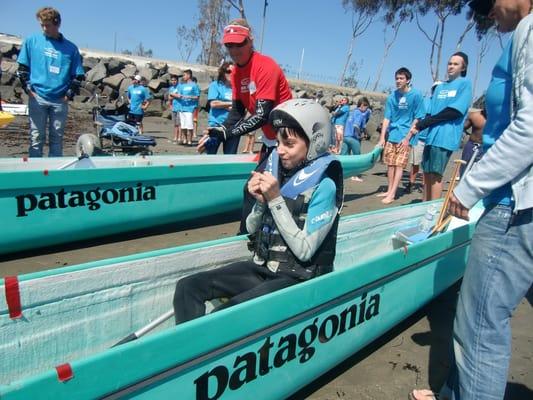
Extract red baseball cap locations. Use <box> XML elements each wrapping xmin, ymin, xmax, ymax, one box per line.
<box><xmin>222</xmin><ymin>24</ymin><xmax>251</xmax><ymax>44</ymax></box>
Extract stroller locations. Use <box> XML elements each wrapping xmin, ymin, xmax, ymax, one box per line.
<box><xmin>90</xmin><ymin>94</ymin><xmax>156</xmax><ymax>155</ymax></box>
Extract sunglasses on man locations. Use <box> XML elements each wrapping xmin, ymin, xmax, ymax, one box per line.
<box><xmin>225</xmin><ymin>39</ymin><xmax>248</xmax><ymax>49</ymax></box>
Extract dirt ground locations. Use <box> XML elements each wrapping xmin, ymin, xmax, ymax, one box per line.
<box><xmin>1</xmin><ymin>112</ymin><xmax>531</xmax><ymax>399</ymax></box>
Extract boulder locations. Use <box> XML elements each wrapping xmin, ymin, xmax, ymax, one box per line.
<box><xmin>86</xmin><ymin>62</ymin><xmax>107</xmax><ymax>83</ymax></box>
<box><xmin>167</xmin><ymin>65</ymin><xmax>183</xmax><ymax>77</ymax></box>
<box><xmin>150</xmin><ymin>61</ymin><xmax>167</xmax><ymax>75</ymax></box>
<box><xmin>107</xmin><ymin>58</ymin><xmax>126</xmax><ymax>75</ymax></box>
<box><xmin>0</xmin><ymin>43</ymin><xmax>14</xmax><ymax>56</ymax></box>
<box><xmin>119</xmin><ymin>77</ymin><xmax>133</xmax><ymax>96</ymax></box>
<box><xmin>148</xmin><ymin>78</ymin><xmax>164</xmax><ymax>92</ymax></box>
<box><xmin>82</xmin><ymin>81</ymin><xmax>97</xmax><ymax>93</ymax></box>
<box><xmin>121</xmin><ymin>64</ymin><xmax>137</xmax><ymax>78</ymax></box>
<box><xmin>138</xmin><ymin>66</ymin><xmax>157</xmax><ymax>81</ymax></box>
<box><xmin>73</xmin><ymin>95</ymin><xmax>90</xmax><ymax>103</ymax></box>
<box><xmin>161</xmin><ymin>108</ymin><xmax>172</xmax><ymax>120</ymax></box>
<box><xmin>144</xmin><ymin>99</ymin><xmax>163</xmax><ymax>117</ymax></box>
<box><xmin>82</xmin><ymin>56</ymin><xmax>100</xmax><ymax>71</ymax></box>
<box><xmin>102</xmin><ymin>73</ymin><xmax>125</xmax><ymax>89</ymax></box>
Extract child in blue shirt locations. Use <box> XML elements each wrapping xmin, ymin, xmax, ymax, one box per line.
<box><xmin>127</xmin><ymin>75</ymin><xmax>152</xmax><ymax>133</ymax></box>
<box><xmin>331</xmin><ymin>97</ymin><xmax>350</xmax><ymax>154</ymax></box>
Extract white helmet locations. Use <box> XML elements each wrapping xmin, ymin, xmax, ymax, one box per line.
<box><xmin>269</xmin><ymin>99</ymin><xmax>332</xmax><ymax>161</ymax></box>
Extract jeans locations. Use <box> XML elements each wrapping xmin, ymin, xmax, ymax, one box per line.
<box><xmin>441</xmin><ymin>204</ymin><xmax>533</xmax><ymax>400</ymax></box>
<box><xmin>28</xmin><ymin>94</ymin><xmax>68</xmax><ymax>157</ymax></box>
<box><xmin>340</xmin><ymin>136</ymin><xmax>361</xmax><ymax>155</ymax></box>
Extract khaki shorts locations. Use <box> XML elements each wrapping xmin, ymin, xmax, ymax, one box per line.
<box><xmin>409</xmin><ymin>141</ymin><xmax>425</xmax><ymax>165</ymax></box>
<box><xmin>383</xmin><ymin>141</ymin><xmax>410</xmax><ymax>169</ymax></box>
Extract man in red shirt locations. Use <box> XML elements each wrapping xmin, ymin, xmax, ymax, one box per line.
<box><xmin>202</xmin><ymin>18</ymin><xmax>292</xmax><ymax>154</ymax></box>
<box><xmin>202</xmin><ymin>18</ymin><xmax>293</xmax><ymax>234</ymax></box>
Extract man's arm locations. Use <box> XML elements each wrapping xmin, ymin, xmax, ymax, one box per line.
<box><xmin>209</xmin><ymin>99</ymin><xmax>273</xmax><ymax>140</ymax></box>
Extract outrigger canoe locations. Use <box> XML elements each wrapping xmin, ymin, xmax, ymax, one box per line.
<box><xmin>0</xmin><ymin>148</ymin><xmax>381</xmax><ymax>255</ymax></box>
<box><xmin>0</xmin><ymin>200</ymin><xmax>483</xmax><ymax>399</ymax></box>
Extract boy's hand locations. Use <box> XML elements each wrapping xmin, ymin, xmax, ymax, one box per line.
<box><xmin>248</xmin><ymin>171</ymin><xmax>265</xmax><ymax>203</ymax></box>
<box><xmin>258</xmin><ymin>171</ymin><xmax>280</xmax><ymax>202</ymax></box>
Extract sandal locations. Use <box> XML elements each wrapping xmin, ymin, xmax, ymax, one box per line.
<box><xmin>408</xmin><ymin>389</ymin><xmax>439</xmax><ymax>400</ymax></box>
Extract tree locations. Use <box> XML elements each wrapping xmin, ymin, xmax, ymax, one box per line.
<box><xmin>225</xmin><ymin>0</ymin><xmax>247</xmax><ymax>19</ymax></box>
<box><xmin>195</xmin><ymin>0</ymin><xmax>231</xmax><ymax>66</ymax></box>
<box><xmin>122</xmin><ymin>42</ymin><xmax>153</xmax><ymax>58</ymax></box>
<box><xmin>339</xmin><ymin>0</ymin><xmax>381</xmax><ymax>86</ymax></box>
<box><xmin>341</xmin><ymin>59</ymin><xmax>362</xmax><ymax>88</ymax></box>
<box><xmin>372</xmin><ymin>12</ymin><xmax>408</xmax><ymax>91</ymax></box>
<box><xmin>176</xmin><ymin>25</ymin><xmax>197</xmax><ymax>62</ymax></box>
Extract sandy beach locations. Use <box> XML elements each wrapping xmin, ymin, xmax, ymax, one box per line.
<box><xmin>0</xmin><ymin>113</ymin><xmax>531</xmax><ymax>399</ymax></box>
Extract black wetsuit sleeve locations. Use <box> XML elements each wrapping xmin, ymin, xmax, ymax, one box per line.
<box><xmin>416</xmin><ymin>107</ymin><xmax>463</xmax><ymax>131</ymax></box>
<box><xmin>223</xmin><ymin>99</ymin><xmax>246</xmax><ymax>129</ymax></box>
<box><xmin>17</xmin><ymin>64</ymin><xmax>31</xmax><ymax>93</ymax></box>
<box><xmin>225</xmin><ymin>99</ymin><xmax>275</xmax><ymax>139</ymax></box>
<box><xmin>65</xmin><ymin>74</ymin><xmax>85</xmax><ymax>100</ymax></box>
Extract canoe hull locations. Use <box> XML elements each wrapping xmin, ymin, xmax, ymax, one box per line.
<box><xmin>0</xmin><ymin>149</ymin><xmax>381</xmax><ymax>254</ymax></box>
<box><xmin>0</xmin><ymin>201</ymin><xmax>479</xmax><ymax>399</ymax></box>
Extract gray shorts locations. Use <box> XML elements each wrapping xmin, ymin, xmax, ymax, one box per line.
<box><xmin>409</xmin><ymin>141</ymin><xmax>425</xmax><ymax>165</ymax></box>
<box><xmin>172</xmin><ymin>111</ymin><xmax>180</xmax><ymax>127</ymax></box>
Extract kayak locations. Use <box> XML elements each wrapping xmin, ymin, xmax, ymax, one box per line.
<box><xmin>0</xmin><ymin>200</ymin><xmax>483</xmax><ymax>399</ymax></box>
<box><xmin>0</xmin><ymin>147</ymin><xmax>381</xmax><ymax>255</ymax></box>
<box><xmin>0</xmin><ymin>111</ymin><xmax>15</xmax><ymax>128</ymax></box>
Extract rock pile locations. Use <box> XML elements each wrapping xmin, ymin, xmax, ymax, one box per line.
<box><xmin>0</xmin><ymin>35</ymin><xmax>385</xmax><ymax>125</ymax></box>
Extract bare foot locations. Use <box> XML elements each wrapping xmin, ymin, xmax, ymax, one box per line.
<box><xmin>408</xmin><ymin>389</ymin><xmax>440</xmax><ymax>400</ymax></box>
<box><xmin>351</xmin><ymin>176</ymin><xmax>363</xmax><ymax>182</ymax></box>
<box><xmin>376</xmin><ymin>192</ymin><xmax>389</xmax><ymax>197</ymax></box>
<box><xmin>381</xmin><ymin>197</ymin><xmax>395</xmax><ymax>204</ymax></box>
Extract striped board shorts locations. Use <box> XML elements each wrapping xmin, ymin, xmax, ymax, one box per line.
<box><xmin>383</xmin><ymin>141</ymin><xmax>410</xmax><ymax>168</ymax></box>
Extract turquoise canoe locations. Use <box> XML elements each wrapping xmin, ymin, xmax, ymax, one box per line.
<box><xmin>0</xmin><ymin>201</ymin><xmax>483</xmax><ymax>399</ymax></box>
<box><xmin>0</xmin><ymin>148</ymin><xmax>381</xmax><ymax>255</ymax></box>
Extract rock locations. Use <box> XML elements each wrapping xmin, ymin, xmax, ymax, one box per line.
<box><xmin>0</xmin><ymin>43</ymin><xmax>14</xmax><ymax>56</ymax></box>
<box><xmin>86</xmin><ymin>62</ymin><xmax>107</xmax><ymax>83</ymax></box>
<box><xmin>82</xmin><ymin>81</ymin><xmax>97</xmax><ymax>93</ymax></box>
<box><xmin>73</xmin><ymin>95</ymin><xmax>90</xmax><ymax>103</ymax></box>
<box><xmin>106</xmin><ymin>58</ymin><xmax>125</xmax><ymax>75</ymax></box>
<box><xmin>82</xmin><ymin>56</ymin><xmax>100</xmax><ymax>71</ymax></box>
<box><xmin>100</xmin><ymin>85</ymin><xmax>116</xmax><ymax>99</ymax></box>
<box><xmin>150</xmin><ymin>61</ymin><xmax>167</xmax><ymax>75</ymax></box>
<box><xmin>102</xmin><ymin>73</ymin><xmax>125</xmax><ymax>89</ymax></box>
<box><xmin>161</xmin><ymin>109</ymin><xmax>172</xmax><ymax>120</ymax></box>
<box><xmin>167</xmin><ymin>66</ymin><xmax>183</xmax><ymax>76</ymax></box>
<box><xmin>79</xmin><ymin>87</ymin><xmax>93</xmax><ymax>98</ymax></box>
<box><xmin>0</xmin><ymin>72</ymin><xmax>14</xmax><ymax>85</ymax></box>
<box><xmin>119</xmin><ymin>77</ymin><xmax>133</xmax><ymax>96</ymax></box>
<box><xmin>138</xmin><ymin>66</ymin><xmax>157</xmax><ymax>81</ymax></box>
<box><xmin>121</xmin><ymin>64</ymin><xmax>137</xmax><ymax>78</ymax></box>
<box><xmin>148</xmin><ymin>78</ymin><xmax>164</xmax><ymax>92</ymax></box>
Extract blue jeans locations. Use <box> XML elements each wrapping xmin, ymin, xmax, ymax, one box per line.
<box><xmin>441</xmin><ymin>204</ymin><xmax>533</xmax><ymax>400</ymax></box>
<box><xmin>340</xmin><ymin>136</ymin><xmax>361</xmax><ymax>155</ymax></box>
<box><xmin>28</xmin><ymin>94</ymin><xmax>68</xmax><ymax>157</ymax></box>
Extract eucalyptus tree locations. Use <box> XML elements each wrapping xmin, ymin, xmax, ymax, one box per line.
<box><xmin>339</xmin><ymin>0</ymin><xmax>381</xmax><ymax>86</ymax></box>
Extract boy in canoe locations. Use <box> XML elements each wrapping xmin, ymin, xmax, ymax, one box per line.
<box><xmin>174</xmin><ymin>99</ymin><xmax>343</xmax><ymax>324</ymax></box>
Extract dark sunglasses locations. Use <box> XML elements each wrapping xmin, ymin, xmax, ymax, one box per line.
<box><xmin>225</xmin><ymin>39</ymin><xmax>248</xmax><ymax>49</ymax></box>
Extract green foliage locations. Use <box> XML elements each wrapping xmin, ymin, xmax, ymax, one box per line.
<box><xmin>122</xmin><ymin>42</ymin><xmax>153</xmax><ymax>58</ymax></box>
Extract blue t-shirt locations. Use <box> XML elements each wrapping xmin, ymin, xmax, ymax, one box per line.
<box><xmin>127</xmin><ymin>84</ymin><xmax>152</xmax><ymax>115</ymax></box>
<box><xmin>168</xmin><ymin>84</ymin><xmax>180</xmax><ymax>112</ymax></box>
<box><xmin>207</xmin><ymin>80</ymin><xmax>232</xmax><ymax>127</ymax></box>
<box><xmin>384</xmin><ymin>88</ymin><xmax>425</xmax><ymax>143</ymax></box>
<box><xmin>178</xmin><ymin>81</ymin><xmax>200</xmax><ymax>112</ymax></box>
<box><xmin>344</xmin><ymin>108</ymin><xmax>371</xmax><ymax>139</ymax></box>
<box><xmin>18</xmin><ymin>33</ymin><xmax>84</xmax><ymax>101</ymax></box>
<box><xmin>425</xmin><ymin>77</ymin><xmax>472</xmax><ymax>151</ymax></box>
<box><xmin>483</xmin><ymin>38</ymin><xmax>513</xmax><ymax>207</ymax></box>
<box><xmin>331</xmin><ymin>104</ymin><xmax>350</xmax><ymax>126</ymax></box>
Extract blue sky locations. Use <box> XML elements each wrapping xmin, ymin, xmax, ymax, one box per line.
<box><xmin>2</xmin><ymin>0</ymin><xmax>504</xmax><ymax>99</ymax></box>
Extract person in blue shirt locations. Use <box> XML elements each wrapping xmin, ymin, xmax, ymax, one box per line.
<box><xmin>341</xmin><ymin>96</ymin><xmax>371</xmax><ymax>182</ymax></box>
<box><xmin>17</xmin><ymin>7</ymin><xmax>84</xmax><ymax>157</ymax></box>
<box><xmin>198</xmin><ymin>62</ymin><xmax>235</xmax><ymax>154</ymax></box>
<box><xmin>412</xmin><ymin>52</ymin><xmax>473</xmax><ymax>201</ymax></box>
<box><xmin>126</xmin><ymin>74</ymin><xmax>152</xmax><ymax>134</ymax></box>
<box><xmin>168</xmin><ymin>74</ymin><xmax>182</xmax><ymax>144</ymax></box>
<box><xmin>378</xmin><ymin>67</ymin><xmax>425</xmax><ymax>204</ymax></box>
<box><xmin>411</xmin><ymin>2</ymin><xmax>533</xmax><ymax>399</ymax></box>
<box><xmin>177</xmin><ymin>69</ymin><xmax>200</xmax><ymax>146</ymax></box>
<box><xmin>331</xmin><ymin>97</ymin><xmax>350</xmax><ymax>154</ymax></box>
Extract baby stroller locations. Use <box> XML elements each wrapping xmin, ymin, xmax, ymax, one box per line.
<box><xmin>90</xmin><ymin>94</ymin><xmax>156</xmax><ymax>156</ymax></box>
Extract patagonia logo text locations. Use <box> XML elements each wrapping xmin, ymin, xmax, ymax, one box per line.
<box><xmin>15</xmin><ymin>183</ymin><xmax>156</xmax><ymax>217</ymax></box>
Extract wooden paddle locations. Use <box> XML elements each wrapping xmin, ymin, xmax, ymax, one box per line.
<box><xmin>431</xmin><ymin>159</ymin><xmax>466</xmax><ymax>235</ymax></box>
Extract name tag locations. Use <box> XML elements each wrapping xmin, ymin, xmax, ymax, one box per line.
<box><xmin>447</xmin><ymin>90</ymin><xmax>457</xmax><ymax>97</ymax></box>
<box><xmin>49</xmin><ymin>65</ymin><xmax>60</xmax><ymax>74</ymax></box>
